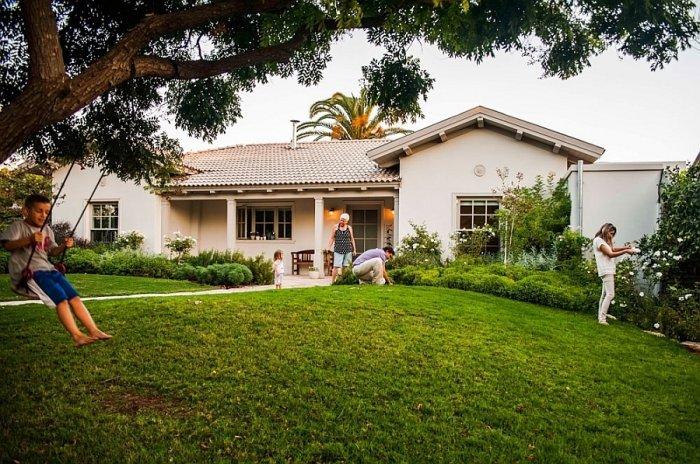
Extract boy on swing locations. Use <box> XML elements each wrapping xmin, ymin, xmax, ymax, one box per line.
<box><xmin>1</xmin><ymin>194</ymin><xmax>112</xmax><ymax>347</ymax></box>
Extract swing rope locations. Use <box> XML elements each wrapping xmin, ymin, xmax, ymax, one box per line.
<box><xmin>19</xmin><ymin>160</ymin><xmax>77</xmax><ymax>288</ymax></box>
<box><xmin>54</xmin><ymin>171</ymin><xmax>106</xmax><ymax>273</ymax></box>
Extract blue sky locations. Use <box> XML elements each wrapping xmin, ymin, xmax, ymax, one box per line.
<box><xmin>162</xmin><ymin>27</ymin><xmax>700</xmax><ymax>163</ymax></box>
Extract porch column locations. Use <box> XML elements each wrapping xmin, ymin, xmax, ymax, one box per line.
<box><xmin>393</xmin><ymin>191</ymin><xmax>400</xmax><ymax>249</ymax></box>
<box><xmin>160</xmin><ymin>197</ymin><xmax>170</xmax><ymax>253</ymax></box>
<box><xmin>314</xmin><ymin>196</ymin><xmax>324</xmax><ymax>274</ymax></box>
<box><xmin>190</xmin><ymin>201</ymin><xmax>201</xmax><ymax>254</ymax></box>
<box><xmin>226</xmin><ymin>198</ymin><xmax>236</xmax><ymax>251</ymax></box>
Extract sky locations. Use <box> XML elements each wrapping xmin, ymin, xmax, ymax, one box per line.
<box><xmin>162</xmin><ymin>26</ymin><xmax>700</xmax><ymax>164</ymax></box>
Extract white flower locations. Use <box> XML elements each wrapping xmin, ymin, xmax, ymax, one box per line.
<box><xmin>653</xmin><ymin>251</ymin><xmax>661</xmax><ymax>257</ymax></box>
<box><xmin>679</xmin><ymin>296</ymin><xmax>685</xmax><ymax>301</ymax></box>
<box><xmin>629</xmin><ymin>271</ymin><xmax>634</xmax><ymax>276</ymax></box>
<box><xmin>620</xmin><ymin>303</ymin><xmax>627</xmax><ymax>308</ymax></box>
<box><xmin>674</xmin><ymin>255</ymin><xmax>682</xmax><ymax>261</ymax></box>
<box><xmin>677</xmin><ymin>237</ymin><xmax>683</xmax><ymax>243</ymax></box>
<box><xmin>412</xmin><ymin>243</ymin><xmax>419</xmax><ymax>249</ymax></box>
<box><xmin>639</xmin><ymin>292</ymin><xmax>645</xmax><ymax>297</ymax></box>
<box><xmin>654</xmin><ymin>323</ymin><xmax>660</xmax><ymax>329</ymax></box>
<box><xmin>684</xmin><ymin>293</ymin><xmax>693</xmax><ymax>300</ymax></box>
<box><xmin>655</xmin><ymin>272</ymin><xmax>662</xmax><ymax>278</ymax></box>
<box><xmin>611</xmin><ymin>300</ymin><xmax>616</xmax><ymax>305</ymax></box>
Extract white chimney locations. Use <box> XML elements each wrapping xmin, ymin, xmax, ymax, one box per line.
<box><xmin>290</xmin><ymin>119</ymin><xmax>300</xmax><ymax>150</ymax></box>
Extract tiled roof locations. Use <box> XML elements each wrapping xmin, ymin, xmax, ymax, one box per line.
<box><xmin>177</xmin><ymin>139</ymin><xmax>400</xmax><ymax>188</ymax></box>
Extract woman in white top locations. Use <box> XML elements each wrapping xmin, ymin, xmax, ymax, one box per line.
<box><xmin>592</xmin><ymin>223</ymin><xmax>637</xmax><ymax>325</ymax></box>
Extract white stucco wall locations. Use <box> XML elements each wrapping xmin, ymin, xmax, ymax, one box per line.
<box><xmin>568</xmin><ymin>164</ymin><xmax>676</xmax><ymax>245</ymax></box>
<box><xmin>398</xmin><ymin>128</ymin><xmax>569</xmax><ymax>255</ymax></box>
<box><xmin>51</xmin><ymin>166</ymin><xmax>161</xmax><ymax>252</ymax></box>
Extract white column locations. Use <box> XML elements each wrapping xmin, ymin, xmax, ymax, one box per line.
<box><xmin>160</xmin><ymin>198</ymin><xmax>170</xmax><ymax>254</ymax></box>
<box><xmin>226</xmin><ymin>198</ymin><xmax>236</xmax><ymax>251</ymax></box>
<box><xmin>314</xmin><ymin>196</ymin><xmax>324</xmax><ymax>274</ymax></box>
<box><xmin>393</xmin><ymin>191</ymin><xmax>400</xmax><ymax>249</ymax></box>
<box><xmin>190</xmin><ymin>201</ymin><xmax>201</xmax><ymax>254</ymax></box>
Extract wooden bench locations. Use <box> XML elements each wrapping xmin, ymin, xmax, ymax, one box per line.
<box><xmin>291</xmin><ymin>249</ymin><xmax>335</xmax><ymax>275</ymax></box>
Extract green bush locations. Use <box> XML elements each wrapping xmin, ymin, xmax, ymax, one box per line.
<box><xmin>99</xmin><ymin>250</ymin><xmax>175</xmax><ymax>278</ymax></box>
<box><xmin>0</xmin><ymin>248</ymin><xmax>9</xmax><ymax>273</ymax></box>
<box><xmin>189</xmin><ymin>263</ymin><xmax>253</xmax><ymax>287</ymax></box>
<box><xmin>555</xmin><ymin>228</ymin><xmax>591</xmax><ymax>268</ymax></box>
<box><xmin>390</xmin><ymin>222</ymin><xmax>443</xmax><ymax>269</ymax></box>
<box><xmin>172</xmin><ymin>263</ymin><xmax>198</xmax><ymax>281</ymax></box>
<box><xmin>184</xmin><ymin>249</ymin><xmax>246</xmax><ymax>267</ymax></box>
<box><xmin>333</xmin><ymin>267</ymin><xmax>359</xmax><ymax>285</ymax></box>
<box><xmin>63</xmin><ymin>248</ymin><xmax>103</xmax><ymax>274</ymax></box>
<box><xmin>242</xmin><ymin>254</ymin><xmax>274</xmax><ymax>285</ymax></box>
<box><xmin>113</xmin><ymin>231</ymin><xmax>145</xmax><ymax>251</ymax></box>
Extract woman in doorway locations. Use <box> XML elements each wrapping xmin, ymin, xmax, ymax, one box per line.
<box><xmin>327</xmin><ymin>213</ymin><xmax>357</xmax><ymax>282</ymax></box>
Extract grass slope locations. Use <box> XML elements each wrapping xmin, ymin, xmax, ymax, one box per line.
<box><xmin>0</xmin><ymin>286</ymin><xmax>698</xmax><ymax>463</ymax></box>
<box><xmin>0</xmin><ymin>274</ymin><xmax>214</xmax><ymax>301</ymax></box>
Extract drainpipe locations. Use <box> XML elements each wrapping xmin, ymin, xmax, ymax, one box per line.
<box><xmin>290</xmin><ymin>119</ymin><xmax>300</xmax><ymax>150</ymax></box>
<box><xmin>577</xmin><ymin>160</ymin><xmax>584</xmax><ymax>232</ymax></box>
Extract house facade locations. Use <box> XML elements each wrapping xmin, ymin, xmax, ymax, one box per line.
<box><xmin>52</xmin><ymin>106</ymin><xmax>680</xmax><ymax>274</ymax></box>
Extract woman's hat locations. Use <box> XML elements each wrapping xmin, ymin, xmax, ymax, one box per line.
<box><xmin>340</xmin><ymin>213</ymin><xmax>350</xmax><ymax>221</ymax></box>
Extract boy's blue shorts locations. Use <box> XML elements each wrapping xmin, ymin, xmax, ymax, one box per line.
<box><xmin>32</xmin><ymin>270</ymin><xmax>79</xmax><ymax>305</ymax></box>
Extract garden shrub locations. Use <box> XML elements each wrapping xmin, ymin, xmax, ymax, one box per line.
<box><xmin>0</xmin><ymin>248</ymin><xmax>9</xmax><ymax>273</ymax></box>
<box><xmin>172</xmin><ymin>263</ymin><xmax>198</xmax><ymax>281</ymax></box>
<box><xmin>514</xmin><ymin>248</ymin><xmax>557</xmax><ymax>271</ymax></box>
<box><xmin>451</xmin><ymin>225</ymin><xmax>496</xmax><ymax>258</ymax></box>
<box><xmin>555</xmin><ymin>228</ymin><xmax>591</xmax><ymax>269</ymax></box>
<box><xmin>242</xmin><ymin>254</ymin><xmax>274</xmax><ymax>285</ymax></box>
<box><xmin>390</xmin><ymin>222</ymin><xmax>443</xmax><ymax>269</ymax></box>
<box><xmin>99</xmin><ymin>250</ymin><xmax>175</xmax><ymax>278</ymax></box>
<box><xmin>113</xmin><ymin>230</ymin><xmax>145</xmax><ymax>251</ymax></box>
<box><xmin>63</xmin><ymin>248</ymin><xmax>103</xmax><ymax>274</ymax></box>
<box><xmin>190</xmin><ymin>263</ymin><xmax>253</xmax><ymax>287</ymax></box>
<box><xmin>184</xmin><ymin>249</ymin><xmax>246</xmax><ymax>267</ymax></box>
<box><xmin>333</xmin><ymin>267</ymin><xmax>359</xmax><ymax>285</ymax></box>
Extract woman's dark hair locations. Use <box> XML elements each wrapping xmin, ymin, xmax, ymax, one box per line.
<box><xmin>383</xmin><ymin>246</ymin><xmax>395</xmax><ymax>255</ymax></box>
<box><xmin>273</xmin><ymin>249</ymin><xmax>283</xmax><ymax>260</ymax></box>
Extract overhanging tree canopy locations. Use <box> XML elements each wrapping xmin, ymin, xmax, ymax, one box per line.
<box><xmin>0</xmin><ymin>0</ymin><xmax>697</xmax><ymax>183</ymax></box>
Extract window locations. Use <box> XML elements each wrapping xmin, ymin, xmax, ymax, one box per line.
<box><xmin>91</xmin><ymin>202</ymin><xmax>118</xmax><ymax>243</ymax></box>
<box><xmin>237</xmin><ymin>206</ymin><xmax>292</xmax><ymax>240</ymax></box>
<box><xmin>350</xmin><ymin>208</ymin><xmax>379</xmax><ymax>253</ymax></box>
<box><xmin>458</xmin><ymin>198</ymin><xmax>499</xmax><ymax>252</ymax></box>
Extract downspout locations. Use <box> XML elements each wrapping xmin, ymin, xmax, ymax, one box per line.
<box><xmin>577</xmin><ymin>160</ymin><xmax>584</xmax><ymax>232</ymax></box>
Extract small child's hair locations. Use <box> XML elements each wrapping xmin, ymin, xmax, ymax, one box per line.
<box><xmin>25</xmin><ymin>194</ymin><xmax>51</xmax><ymax>208</ymax></box>
<box><xmin>274</xmin><ymin>249</ymin><xmax>283</xmax><ymax>260</ymax></box>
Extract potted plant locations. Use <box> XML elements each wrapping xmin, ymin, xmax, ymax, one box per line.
<box><xmin>308</xmin><ymin>266</ymin><xmax>320</xmax><ymax>279</ymax></box>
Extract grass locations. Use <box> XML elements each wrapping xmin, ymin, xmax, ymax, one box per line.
<box><xmin>0</xmin><ymin>274</ymin><xmax>215</xmax><ymax>301</ymax></box>
<box><xmin>0</xmin><ymin>285</ymin><xmax>698</xmax><ymax>463</ymax></box>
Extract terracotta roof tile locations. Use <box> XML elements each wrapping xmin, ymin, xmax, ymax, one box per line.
<box><xmin>177</xmin><ymin>140</ymin><xmax>400</xmax><ymax>187</ymax></box>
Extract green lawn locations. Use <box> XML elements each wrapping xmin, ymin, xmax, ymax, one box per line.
<box><xmin>0</xmin><ymin>274</ymin><xmax>215</xmax><ymax>301</ymax></box>
<box><xmin>1</xmin><ymin>286</ymin><xmax>698</xmax><ymax>463</ymax></box>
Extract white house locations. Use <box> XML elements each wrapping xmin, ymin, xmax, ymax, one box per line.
<box><xmin>52</xmin><ymin>106</ymin><xmax>682</xmax><ymax>273</ymax></box>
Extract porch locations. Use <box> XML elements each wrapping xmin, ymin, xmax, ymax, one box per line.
<box><xmin>160</xmin><ymin>188</ymin><xmax>399</xmax><ymax>275</ymax></box>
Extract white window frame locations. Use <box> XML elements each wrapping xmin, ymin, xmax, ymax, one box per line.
<box><xmin>90</xmin><ymin>201</ymin><xmax>120</xmax><ymax>243</ymax></box>
<box><xmin>453</xmin><ymin>194</ymin><xmax>501</xmax><ymax>252</ymax></box>
<box><xmin>236</xmin><ymin>203</ymin><xmax>294</xmax><ymax>241</ymax></box>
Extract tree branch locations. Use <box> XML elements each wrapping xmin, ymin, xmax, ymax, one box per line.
<box><xmin>133</xmin><ymin>30</ymin><xmax>308</xmax><ymax>79</ymax></box>
<box><xmin>20</xmin><ymin>0</ymin><xmax>67</xmax><ymax>83</ymax></box>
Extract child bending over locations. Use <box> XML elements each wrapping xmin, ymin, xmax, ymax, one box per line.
<box><xmin>0</xmin><ymin>194</ymin><xmax>112</xmax><ymax>347</ymax></box>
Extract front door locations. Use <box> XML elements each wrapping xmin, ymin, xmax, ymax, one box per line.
<box><xmin>349</xmin><ymin>208</ymin><xmax>380</xmax><ymax>253</ymax></box>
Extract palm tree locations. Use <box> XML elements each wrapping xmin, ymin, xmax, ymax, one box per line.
<box><xmin>296</xmin><ymin>89</ymin><xmax>412</xmax><ymax>141</ymax></box>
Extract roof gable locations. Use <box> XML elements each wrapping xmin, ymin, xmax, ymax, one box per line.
<box><xmin>366</xmin><ymin>106</ymin><xmax>605</xmax><ymax>167</ymax></box>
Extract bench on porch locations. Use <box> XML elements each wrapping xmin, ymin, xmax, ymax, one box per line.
<box><xmin>291</xmin><ymin>250</ymin><xmax>334</xmax><ymax>275</ymax></box>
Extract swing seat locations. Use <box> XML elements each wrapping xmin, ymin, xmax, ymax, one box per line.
<box><xmin>11</xmin><ymin>280</ymin><xmax>56</xmax><ymax>308</ymax></box>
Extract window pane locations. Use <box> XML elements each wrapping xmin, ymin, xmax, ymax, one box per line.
<box><xmin>459</xmin><ymin>216</ymin><xmax>472</xmax><ymax>230</ymax></box>
<box><xmin>354</xmin><ymin>225</ymin><xmax>365</xmax><ymax>236</ymax></box>
<box><xmin>365</xmin><ymin>209</ymin><xmax>378</xmax><ymax>222</ymax></box>
<box><xmin>473</xmin><ymin>215</ymin><xmax>486</xmax><ymax>228</ymax></box>
<box><xmin>285</xmin><ymin>224</ymin><xmax>292</xmax><ymax>238</ymax></box>
<box><xmin>365</xmin><ymin>225</ymin><xmax>377</xmax><ymax>238</ymax></box>
<box><xmin>474</xmin><ymin>204</ymin><xmax>485</xmax><ymax>215</ymax></box>
<box><xmin>460</xmin><ymin>205</ymin><xmax>471</xmax><ymax>215</ymax></box>
<box><xmin>255</xmin><ymin>210</ymin><xmax>265</xmax><ymax>222</ymax></box>
<box><xmin>487</xmin><ymin>203</ymin><xmax>499</xmax><ymax>214</ymax></box>
<box><xmin>353</xmin><ymin>210</ymin><xmax>364</xmax><ymax>222</ymax></box>
<box><xmin>110</xmin><ymin>217</ymin><xmax>118</xmax><ymax>229</ymax></box>
<box><xmin>265</xmin><ymin>210</ymin><xmax>274</xmax><ymax>222</ymax></box>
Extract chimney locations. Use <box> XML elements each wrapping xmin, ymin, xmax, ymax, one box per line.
<box><xmin>290</xmin><ymin>119</ymin><xmax>300</xmax><ymax>150</ymax></box>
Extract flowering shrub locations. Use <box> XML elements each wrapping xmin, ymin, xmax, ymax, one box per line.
<box><xmin>639</xmin><ymin>164</ymin><xmax>699</xmax><ymax>286</ymax></box>
<box><xmin>390</xmin><ymin>222</ymin><xmax>442</xmax><ymax>268</ymax></box>
<box><xmin>164</xmin><ymin>231</ymin><xmax>197</xmax><ymax>262</ymax></box>
<box><xmin>451</xmin><ymin>225</ymin><xmax>495</xmax><ymax>258</ymax></box>
<box><xmin>114</xmin><ymin>230</ymin><xmax>145</xmax><ymax>251</ymax></box>
<box><xmin>555</xmin><ymin>228</ymin><xmax>591</xmax><ymax>269</ymax></box>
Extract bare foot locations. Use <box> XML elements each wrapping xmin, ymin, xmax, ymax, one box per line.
<box><xmin>73</xmin><ymin>334</ymin><xmax>98</xmax><ymax>348</ymax></box>
<box><xmin>89</xmin><ymin>330</ymin><xmax>113</xmax><ymax>341</ymax></box>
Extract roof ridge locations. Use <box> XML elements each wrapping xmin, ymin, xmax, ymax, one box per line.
<box><xmin>184</xmin><ymin>138</ymin><xmax>389</xmax><ymax>156</ymax></box>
